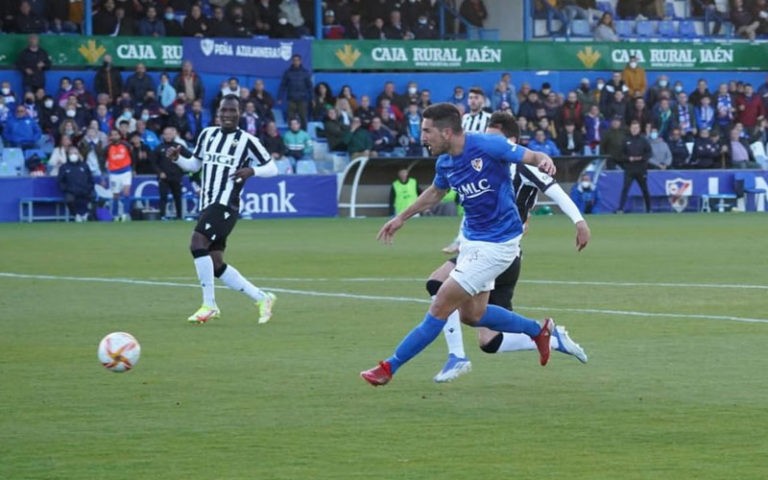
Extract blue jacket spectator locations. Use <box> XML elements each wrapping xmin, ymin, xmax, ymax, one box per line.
<box><xmin>695</xmin><ymin>98</ymin><xmax>716</xmax><ymax>132</ymax></box>
<box><xmin>527</xmin><ymin>129</ymin><xmax>561</xmax><ymax>157</ymax></box>
<box><xmin>3</xmin><ymin>106</ymin><xmax>42</xmax><ymax>148</ymax></box>
<box><xmin>157</xmin><ymin>74</ymin><xmax>177</xmax><ymax>109</ymax></box>
<box><xmin>492</xmin><ymin>81</ymin><xmax>518</xmax><ymax>114</ymax></box>
<box><xmin>278</xmin><ymin>54</ymin><xmax>313</xmax><ymax>127</ymax></box>
<box><xmin>125</xmin><ymin>64</ymin><xmax>156</xmax><ymax>107</ymax></box>
<box><xmin>137</xmin><ymin>6</ymin><xmax>166</xmax><ymax>37</ymax></box>
<box><xmin>570</xmin><ymin>175</ymin><xmax>600</xmax><ymax>214</ymax></box>
<box><xmin>187</xmin><ymin>100</ymin><xmax>212</xmax><ymax>141</ymax></box>
<box><xmin>369</xmin><ymin>117</ymin><xmax>395</xmax><ymax>156</ymax></box>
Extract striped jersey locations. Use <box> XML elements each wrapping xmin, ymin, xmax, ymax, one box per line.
<box><xmin>191</xmin><ymin>126</ymin><xmax>271</xmax><ymax>211</ymax></box>
<box><xmin>461</xmin><ymin>110</ymin><xmax>492</xmax><ymax>133</ymax></box>
<box><xmin>511</xmin><ymin>163</ymin><xmax>555</xmax><ymax>222</ymax></box>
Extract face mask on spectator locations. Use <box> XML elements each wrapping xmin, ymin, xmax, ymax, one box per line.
<box><xmin>44</xmin><ymin>99</ymin><xmax>53</xmax><ymax>108</ymax></box>
<box><xmin>408</xmin><ymin>87</ymin><xmax>417</xmax><ymax>95</ymax></box>
<box><xmin>66</xmin><ymin>109</ymin><xmax>76</xmax><ymax>117</ymax></box>
<box><xmin>122</xmin><ymin>111</ymin><xmax>132</xmax><ymax>120</ymax></box>
<box><xmin>141</xmin><ymin>114</ymin><xmax>149</xmax><ymax>121</ymax></box>
<box><xmin>165</xmin><ymin>13</ymin><xmax>174</xmax><ymax>20</ymax></box>
<box><xmin>659</xmin><ymin>80</ymin><xmax>668</xmax><ymax>88</ymax></box>
<box><xmin>629</xmin><ymin>61</ymin><xmax>637</xmax><ymax>69</ymax></box>
<box><xmin>65</xmin><ymin>127</ymin><xmax>74</xmax><ymax>135</ymax></box>
<box><xmin>650</xmin><ymin>131</ymin><xmax>659</xmax><ymax>139</ymax></box>
<box><xmin>1</xmin><ymin>87</ymin><xmax>9</xmax><ymax>95</ymax></box>
<box><xmin>68</xmin><ymin>154</ymin><xmax>79</xmax><ymax>162</ymax></box>
<box><xmin>580</xmin><ymin>181</ymin><xmax>592</xmax><ymax>190</ymax></box>
<box><xmin>597</xmin><ymin>82</ymin><xmax>604</xmax><ymax>90</ymax></box>
<box><xmin>675</xmin><ymin>85</ymin><xmax>683</xmax><ymax>92</ymax></box>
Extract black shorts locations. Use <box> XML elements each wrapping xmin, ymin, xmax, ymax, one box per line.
<box><xmin>194</xmin><ymin>204</ymin><xmax>238</xmax><ymax>251</ymax></box>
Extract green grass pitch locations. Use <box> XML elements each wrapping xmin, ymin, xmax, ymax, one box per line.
<box><xmin>1</xmin><ymin>213</ymin><xmax>767</xmax><ymax>479</ymax></box>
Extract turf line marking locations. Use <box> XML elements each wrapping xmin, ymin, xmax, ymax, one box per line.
<box><xmin>152</xmin><ymin>276</ymin><xmax>768</xmax><ymax>290</ymax></box>
<box><xmin>2</xmin><ymin>272</ymin><xmax>767</xmax><ymax>324</ymax></box>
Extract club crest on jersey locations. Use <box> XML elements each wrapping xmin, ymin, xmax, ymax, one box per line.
<box><xmin>471</xmin><ymin>158</ymin><xmax>483</xmax><ymax>172</ymax></box>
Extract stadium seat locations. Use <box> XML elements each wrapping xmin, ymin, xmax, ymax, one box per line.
<box><xmin>295</xmin><ymin>160</ymin><xmax>318</xmax><ymax>175</ymax></box>
<box><xmin>615</xmin><ymin>20</ymin><xmax>634</xmax><ymax>37</ymax></box>
<box><xmin>734</xmin><ymin>171</ymin><xmax>767</xmax><ymax>211</ymax></box>
<box><xmin>274</xmin><ymin>159</ymin><xmax>294</xmax><ymax>174</ymax></box>
<box><xmin>679</xmin><ymin>20</ymin><xmax>698</xmax><ymax>38</ymax></box>
<box><xmin>596</xmin><ymin>1</ymin><xmax>616</xmax><ymax>17</ymax></box>
<box><xmin>272</xmin><ymin>108</ymin><xmax>286</xmax><ymax>129</ymax></box>
<box><xmin>664</xmin><ymin>2</ymin><xmax>680</xmax><ymax>19</ymax></box>
<box><xmin>313</xmin><ymin>139</ymin><xmax>329</xmax><ymax>161</ymax></box>
<box><xmin>570</xmin><ymin>19</ymin><xmax>592</xmax><ymax>37</ymax></box>
<box><xmin>307</xmin><ymin>121</ymin><xmax>324</xmax><ymax>140</ymax></box>
<box><xmin>658</xmin><ymin>20</ymin><xmax>677</xmax><ymax>37</ymax></box>
<box><xmin>0</xmin><ymin>148</ymin><xmax>25</xmax><ymax>176</ymax></box>
<box><xmin>635</xmin><ymin>20</ymin><xmax>656</xmax><ymax>38</ymax></box>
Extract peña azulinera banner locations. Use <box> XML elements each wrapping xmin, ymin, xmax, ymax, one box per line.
<box><xmin>182</xmin><ymin>37</ymin><xmax>311</xmax><ymax>76</ymax></box>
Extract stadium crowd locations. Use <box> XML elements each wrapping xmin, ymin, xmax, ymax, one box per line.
<box><xmin>2</xmin><ymin>30</ymin><xmax>768</xmax><ymax>180</ymax></box>
<box><xmin>0</xmin><ymin>0</ymin><xmax>486</xmax><ymax>40</ymax></box>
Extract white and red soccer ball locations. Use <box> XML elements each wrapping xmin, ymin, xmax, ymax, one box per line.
<box><xmin>97</xmin><ymin>332</ymin><xmax>141</xmax><ymax>373</ymax></box>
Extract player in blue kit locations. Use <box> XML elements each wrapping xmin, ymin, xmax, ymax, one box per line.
<box><xmin>361</xmin><ymin>103</ymin><xmax>559</xmax><ymax>387</ymax></box>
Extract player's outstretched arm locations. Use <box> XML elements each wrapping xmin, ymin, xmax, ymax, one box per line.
<box><xmin>542</xmin><ymin>183</ymin><xmax>590</xmax><ymax>251</ymax></box>
<box><xmin>168</xmin><ymin>145</ymin><xmax>202</xmax><ymax>172</ymax></box>
<box><xmin>522</xmin><ymin>150</ymin><xmax>556</xmax><ymax>176</ymax></box>
<box><xmin>377</xmin><ymin>185</ymin><xmax>446</xmax><ymax>244</ymax></box>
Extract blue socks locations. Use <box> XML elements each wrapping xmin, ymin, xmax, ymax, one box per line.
<box><xmin>387</xmin><ymin>313</ymin><xmax>445</xmax><ymax>374</ymax></box>
<box><xmin>476</xmin><ymin>305</ymin><xmax>542</xmax><ymax>338</ymax></box>
<box><xmin>122</xmin><ymin>196</ymin><xmax>132</xmax><ymax>216</ymax></box>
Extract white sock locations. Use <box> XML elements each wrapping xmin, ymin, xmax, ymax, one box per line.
<box><xmin>193</xmin><ymin>255</ymin><xmax>217</xmax><ymax>307</ymax></box>
<box><xmin>496</xmin><ymin>332</ymin><xmax>561</xmax><ymax>353</ymax></box>
<box><xmin>219</xmin><ymin>264</ymin><xmax>267</xmax><ymax>301</ymax></box>
<box><xmin>442</xmin><ymin>309</ymin><xmax>466</xmax><ymax>358</ymax></box>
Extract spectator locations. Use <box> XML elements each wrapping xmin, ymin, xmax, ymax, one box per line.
<box><xmin>93</xmin><ymin>54</ymin><xmax>122</xmax><ymax>102</ymax></box>
<box><xmin>137</xmin><ymin>5</ymin><xmax>165</xmax><ymax>36</ymax></box>
<box><xmin>16</xmin><ymin>0</ymin><xmax>47</xmax><ymax>33</ymax></box>
<box><xmin>556</xmin><ymin>120</ymin><xmax>584</xmax><ymax>156</ymax></box>
<box><xmin>690</xmin><ymin>128</ymin><xmax>722</xmax><ymax>168</ymax></box>
<box><xmin>757</xmin><ymin>0</ymin><xmax>768</xmax><ymax>36</ymax></box>
<box><xmin>39</xmin><ymin>94</ymin><xmax>63</xmax><ymax>135</ymax></box>
<box><xmin>335</xmin><ymin>97</ymin><xmax>354</xmax><ymax>126</ymax></box>
<box><xmin>322</xmin><ymin>9</ymin><xmax>344</xmax><ymax>39</ymax></box>
<box><xmin>560</xmin><ymin>91</ymin><xmax>583</xmax><ymax>129</ymax></box>
<box><xmin>622</xmin><ymin>55</ymin><xmax>647</xmax><ymax>99</ymax></box>
<box><xmin>735</xmin><ymin>83</ymin><xmax>765</xmax><ymax>129</ymax></box>
<box><xmin>731</xmin><ymin>0</ymin><xmax>759</xmax><ymax>39</ymax></box>
<box><xmin>447</xmin><ymin>85</ymin><xmax>468</xmax><ymax>110</ymax></box>
<box><xmin>404</xmin><ymin>101</ymin><xmax>423</xmax><ymax>156</ymax></box>
<box><xmin>78</xmin><ymin>125</ymin><xmax>107</xmax><ymax>173</ymax></box>
<box><xmin>310</xmin><ymin>81</ymin><xmax>334</xmax><ymax>122</ymax></box>
<box><xmin>412</xmin><ymin>14</ymin><xmax>437</xmax><ymax>39</ymax></box>
<box><xmin>283</xmin><ymin>117</ymin><xmax>312</xmax><ymax>161</ymax></box>
<box><xmin>207</xmin><ymin>6</ymin><xmax>231</xmax><ymax>37</ymax></box>
<box><xmin>715</xmin><ymin>83</ymin><xmax>735</xmax><ymax>132</ymax></box>
<box><xmin>652</xmin><ymin>97</ymin><xmax>676</xmax><ymax>140</ymax></box>
<box><xmin>240</xmin><ymin>100</ymin><xmax>262</xmax><ymax>137</ymax></box>
<box><xmin>230</xmin><ymin>5</ymin><xmax>253</xmax><ymax>37</ymax></box>
<box><xmin>278</xmin><ymin>54</ymin><xmax>313</xmax><ymax>128</ymax></box>
<box><xmin>647</xmin><ymin>75</ymin><xmax>672</xmax><ymax>110</ymax></box>
<box><xmin>20</xmin><ymin>91</ymin><xmax>38</xmax><ymax>119</ymax></box>
<box><xmin>617</xmin><ymin>0</ymin><xmax>663</xmax><ymax>19</ymax></box>
<box><xmin>398</xmin><ymin>81</ymin><xmax>420</xmax><ymax>111</ymax></box>
<box><xmin>603</xmin><ymin>89</ymin><xmax>628</xmax><ymax>122</ymax></box>
<box><xmin>128</xmin><ymin>132</ymin><xmax>153</xmax><ymax>174</ymax></box>
<box><xmin>369</xmin><ymin>116</ymin><xmax>395</xmax><ymax>157</ymax></box>
<box><xmin>666</xmin><ymin>127</ymin><xmax>691</xmax><ymax>168</ymax></box>
<box><xmin>93</xmin><ymin>0</ymin><xmax>117</xmax><ymax>35</ymax></box>
<box><xmin>16</xmin><ymin>34</ymin><xmax>50</xmax><ymax>93</ymax></box>
<box><xmin>260</xmin><ymin>120</ymin><xmax>289</xmax><ymax>163</ymax></box>
<box><xmin>376</xmin><ymin>81</ymin><xmax>399</xmax><ymax>111</ymax></box>
<box><xmin>378</xmin><ymin>97</ymin><xmax>404</xmax><ymax>128</ymax></box>
<box><xmin>186</xmin><ymin>99</ymin><xmax>211</xmax><ymax>141</ymax></box>
<box><xmin>384</xmin><ymin>9</ymin><xmax>412</xmax><ymax>39</ymax></box>
<box><xmin>55</xmin><ymin>77</ymin><xmax>77</xmax><ymax>108</ymax></box>
<box><xmin>347</xmin><ymin>116</ymin><xmax>372</xmax><ymax>160</ymax></box>
<box><xmin>692</xmin><ymin>0</ymin><xmax>725</xmax><ymax>36</ymax></box>
<box><xmin>674</xmin><ymin>92</ymin><xmax>698</xmax><ymax>140</ymax></box>
<box><xmin>648</xmin><ymin>127</ymin><xmax>672</xmax><ymax>169</ymax></box>
<box><xmin>364</xmin><ymin>17</ymin><xmax>386</xmax><ymax>39</ymax></box>
<box><xmin>62</xmin><ymin>96</ymin><xmax>88</xmax><ymax>131</ymax></box>
<box><xmin>570</xmin><ymin>174</ymin><xmax>599</xmax><ymax>214</ymax></box>
<box><xmin>255</xmin><ymin>0</ymin><xmax>280</xmax><ymax>36</ymax></box>
<box><xmin>162</xmin><ymin>6</ymin><xmax>183</xmax><ymax>36</ymax></box>
<box><xmin>518</xmin><ymin>90</ymin><xmax>543</xmax><ymax>123</ymax></box>
<box><xmin>355</xmin><ymin>94</ymin><xmax>376</xmax><ymax>128</ymax></box>
<box><xmin>601</xmin><ymin>71</ymin><xmax>628</xmax><ymax>113</ymax></box>
<box><xmin>59</xmin><ymin>118</ymin><xmax>80</xmax><ymax>142</ymax></box>
<box><xmin>249</xmin><ymin>79</ymin><xmax>275</xmax><ymax>121</ymax></box>
<box><xmin>695</xmin><ymin>95</ymin><xmax>716</xmax><ymax>132</ymax></box>
<box><xmin>279</xmin><ymin>0</ymin><xmax>308</xmax><ymax>36</ymax></box>
<box><xmin>226</xmin><ymin>0</ymin><xmax>258</xmax><ymax>30</ymax></box>
<box><xmin>343</xmin><ymin>10</ymin><xmax>364</xmax><ymax>39</ymax></box>
<box><xmin>528</xmin><ymin>129</ymin><xmax>561</xmax><ymax>156</ymax></box>
<box><xmin>601</xmin><ymin>114</ymin><xmax>627</xmax><ymax>169</ymax></box>
<box><xmin>172</xmin><ymin>61</ymin><xmax>203</xmax><ymax>105</ymax></box>
<box><xmin>3</xmin><ymin>103</ymin><xmax>42</xmax><ymax>148</ymax></box>
<box><xmin>72</xmin><ymin>77</ymin><xmax>96</xmax><ymax>111</ymax></box>
<box><xmin>516</xmin><ymin>115</ymin><xmax>533</xmax><ymax>146</ymax></box>
<box><xmin>166</xmin><ymin>103</ymin><xmax>191</xmax><ymax>141</ymax></box>
<box><xmin>125</xmin><ymin>63</ymin><xmax>155</xmax><ymax>109</ymax></box>
<box><xmin>152</xmin><ymin>126</ymin><xmax>186</xmax><ymax>220</ymax></box>
<box><xmin>459</xmin><ymin>0</ymin><xmax>487</xmax><ymax>33</ymax></box>
<box><xmin>626</xmin><ymin>96</ymin><xmax>652</xmax><ymax>133</ymax></box>
<box><xmin>725</xmin><ymin>125</ymin><xmax>759</xmax><ymax>168</ymax></box>
<box><xmin>583</xmin><ymin>104</ymin><xmax>603</xmax><ymax>155</ymax></box>
<box><xmin>114</xmin><ymin>6</ymin><xmax>136</xmax><ymax>36</ymax></box>
<box><xmin>416</xmin><ymin>89</ymin><xmax>432</xmax><ymax>113</ymax></box>
<box><xmin>493</xmin><ymin>80</ymin><xmax>518</xmax><ymax>115</ymax></box>
<box><xmin>543</xmin><ymin>90</ymin><xmax>562</xmax><ymax>123</ymax></box>
<box><xmin>156</xmin><ymin>73</ymin><xmax>176</xmax><ymax>110</ymax></box>
<box><xmin>617</xmin><ymin>120</ymin><xmax>652</xmax><ymax>213</ymax></box>
<box><xmin>48</xmin><ymin>134</ymin><xmax>73</xmax><ymax>176</ymax></box>
<box><xmin>182</xmin><ymin>3</ymin><xmax>207</xmax><ymax>36</ymax></box>
<box><xmin>594</xmin><ymin>12</ymin><xmax>619</xmax><ymax>41</ymax></box>
<box><xmin>337</xmin><ymin>84</ymin><xmax>358</xmax><ymax>112</ymax></box>
<box><xmin>135</xmin><ymin>119</ymin><xmax>159</xmax><ymax>150</ymax></box>
<box><xmin>323</xmin><ymin>108</ymin><xmax>349</xmax><ymax>151</ymax></box>
<box><xmin>575</xmin><ymin>78</ymin><xmax>594</xmax><ymax>111</ymax></box>
<box><xmin>1</xmin><ymin>81</ymin><xmax>18</xmax><ymax>111</ymax></box>
<box><xmin>689</xmin><ymin>79</ymin><xmax>711</xmax><ymax>107</ymax></box>
<box><xmin>57</xmin><ymin>147</ymin><xmax>94</xmax><ymax>222</ymax></box>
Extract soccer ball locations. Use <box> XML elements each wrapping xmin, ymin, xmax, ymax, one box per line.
<box><xmin>97</xmin><ymin>332</ymin><xmax>141</xmax><ymax>373</ymax></box>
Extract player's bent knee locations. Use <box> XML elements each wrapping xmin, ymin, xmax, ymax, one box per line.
<box><xmin>191</xmin><ymin>248</ymin><xmax>208</xmax><ymax>258</ymax></box>
<box><xmin>479</xmin><ymin>333</ymin><xmax>503</xmax><ymax>354</ymax></box>
<box><xmin>425</xmin><ymin>279</ymin><xmax>442</xmax><ymax>296</ymax></box>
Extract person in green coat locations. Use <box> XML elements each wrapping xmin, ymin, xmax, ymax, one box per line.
<box><xmin>347</xmin><ymin>116</ymin><xmax>373</xmax><ymax>160</ymax></box>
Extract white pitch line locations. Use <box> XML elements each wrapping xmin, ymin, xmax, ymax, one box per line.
<box><xmin>1</xmin><ymin>272</ymin><xmax>767</xmax><ymax>324</ymax></box>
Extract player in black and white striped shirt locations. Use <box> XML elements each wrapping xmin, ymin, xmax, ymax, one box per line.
<box><xmin>168</xmin><ymin>95</ymin><xmax>279</xmax><ymax>324</ymax></box>
<box><xmin>460</xmin><ymin>86</ymin><xmax>492</xmax><ymax>133</ymax></box>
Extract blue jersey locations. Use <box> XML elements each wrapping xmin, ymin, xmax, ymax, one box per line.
<box><xmin>433</xmin><ymin>133</ymin><xmax>527</xmax><ymax>242</ymax></box>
